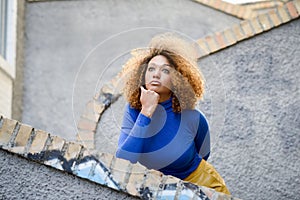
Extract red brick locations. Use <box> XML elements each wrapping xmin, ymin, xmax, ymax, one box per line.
<box><xmin>277</xmin><ymin>6</ymin><xmax>291</xmax><ymax>23</ymax></box>
<box><xmin>10</xmin><ymin>124</ymin><xmax>32</xmax><ymax>154</ymax></box>
<box><xmin>80</xmin><ymin>140</ymin><xmax>94</xmax><ymax>150</ymax></box>
<box><xmin>249</xmin><ymin>17</ymin><xmax>264</xmax><ymax>34</ymax></box>
<box><xmin>294</xmin><ymin>0</ymin><xmax>300</xmax><ymax>15</ymax></box>
<box><xmin>82</xmin><ymin>107</ymin><xmax>100</xmax><ymax>122</ymax></box>
<box><xmin>219</xmin><ymin>1</ymin><xmax>226</xmax><ymax>11</ymax></box>
<box><xmin>64</xmin><ymin>142</ymin><xmax>82</xmax><ymax>161</ymax></box>
<box><xmin>101</xmin><ymin>84</ymin><xmax>115</xmax><ymax>95</ymax></box>
<box><xmin>244</xmin><ymin>8</ymin><xmax>255</xmax><ymax>20</ymax></box>
<box><xmin>126</xmin><ymin>173</ymin><xmax>144</xmax><ymax>196</ymax></box>
<box><xmin>240</xmin><ymin>20</ymin><xmax>254</xmax><ymax>37</ymax></box>
<box><xmin>48</xmin><ymin>135</ymin><xmax>65</xmax><ymax>151</ymax></box>
<box><xmin>86</xmin><ymin>100</ymin><xmax>105</xmax><ymax>114</ymax></box>
<box><xmin>232</xmin><ymin>4</ymin><xmax>239</xmax><ymax>16</ymax></box>
<box><xmin>223</xmin><ymin>28</ymin><xmax>237</xmax><ymax>46</ymax></box>
<box><xmin>205</xmin><ymin>35</ymin><xmax>219</xmax><ymax>53</ymax></box>
<box><xmin>0</xmin><ymin>118</ymin><xmax>17</xmax><ymax>146</ymax></box>
<box><xmin>196</xmin><ymin>38</ymin><xmax>210</xmax><ymax>57</ymax></box>
<box><xmin>268</xmin><ymin>10</ymin><xmax>282</xmax><ymax>27</ymax></box>
<box><xmin>126</xmin><ymin>163</ymin><xmax>147</xmax><ymax>196</ymax></box>
<box><xmin>144</xmin><ymin>170</ymin><xmax>163</xmax><ymax>191</ymax></box>
<box><xmin>258</xmin><ymin>14</ymin><xmax>273</xmax><ymax>31</ymax></box>
<box><xmin>211</xmin><ymin>0</ymin><xmax>218</xmax><ymax>8</ymax></box>
<box><xmin>214</xmin><ymin>32</ymin><xmax>227</xmax><ymax>49</ymax></box>
<box><xmin>77</xmin><ymin>131</ymin><xmax>95</xmax><ymax>149</ymax></box>
<box><xmin>199</xmin><ymin>0</ymin><xmax>209</xmax><ymax>5</ymax></box>
<box><xmin>286</xmin><ymin>1</ymin><xmax>299</xmax><ymax>19</ymax></box>
<box><xmin>77</xmin><ymin>118</ymin><xmax>97</xmax><ymax>132</ymax></box>
<box><xmin>14</xmin><ymin>124</ymin><xmax>32</xmax><ymax>146</ymax></box>
<box><xmin>77</xmin><ymin>131</ymin><xmax>94</xmax><ymax>141</ymax></box>
<box><xmin>110</xmin><ymin>74</ymin><xmax>124</xmax><ymax>91</ymax></box>
<box><xmin>224</xmin><ymin>3</ymin><xmax>233</xmax><ymax>14</ymax></box>
<box><xmin>237</xmin><ymin>6</ymin><xmax>246</xmax><ymax>18</ymax></box>
<box><xmin>81</xmin><ymin>148</ymin><xmax>94</xmax><ymax>157</ymax></box>
<box><xmin>94</xmin><ymin>102</ymin><xmax>105</xmax><ymax>114</ymax></box>
<box><xmin>213</xmin><ymin>0</ymin><xmax>221</xmax><ymax>10</ymax></box>
<box><xmin>111</xmin><ymin>157</ymin><xmax>131</xmax><ymax>185</ymax></box>
<box><xmin>98</xmin><ymin>152</ymin><xmax>114</xmax><ymax>167</ymax></box>
<box><xmin>232</xmin><ymin>24</ymin><xmax>246</xmax><ymax>41</ymax></box>
<box><xmin>29</xmin><ymin>130</ymin><xmax>49</xmax><ymax>154</ymax></box>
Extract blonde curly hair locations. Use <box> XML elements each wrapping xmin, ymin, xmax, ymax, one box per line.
<box><xmin>121</xmin><ymin>33</ymin><xmax>205</xmax><ymax>112</ymax></box>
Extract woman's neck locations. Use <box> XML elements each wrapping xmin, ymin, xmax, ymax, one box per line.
<box><xmin>158</xmin><ymin>93</ymin><xmax>172</xmax><ymax>103</ymax></box>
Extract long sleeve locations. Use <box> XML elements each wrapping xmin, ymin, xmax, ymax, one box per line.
<box><xmin>116</xmin><ymin>101</ymin><xmax>211</xmax><ymax>179</ymax></box>
<box><xmin>116</xmin><ymin>104</ymin><xmax>151</xmax><ymax>163</ymax></box>
<box><xmin>194</xmin><ymin>112</ymin><xmax>210</xmax><ymax>160</ymax></box>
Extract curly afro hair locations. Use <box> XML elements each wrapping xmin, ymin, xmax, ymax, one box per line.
<box><xmin>120</xmin><ymin>33</ymin><xmax>205</xmax><ymax>113</ymax></box>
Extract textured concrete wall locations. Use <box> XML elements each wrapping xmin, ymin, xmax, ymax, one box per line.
<box><xmin>199</xmin><ymin>20</ymin><xmax>300</xmax><ymax>200</ymax></box>
<box><xmin>22</xmin><ymin>0</ymin><xmax>239</xmax><ymax>141</ymax></box>
<box><xmin>0</xmin><ymin>149</ymin><xmax>138</xmax><ymax>200</ymax></box>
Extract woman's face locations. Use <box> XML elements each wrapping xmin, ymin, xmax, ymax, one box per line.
<box><xmin>145</xmin><ymin>55</ymin><xmax>173</xmax><ymax>101</ymax></box>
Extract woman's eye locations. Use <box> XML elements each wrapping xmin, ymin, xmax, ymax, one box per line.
<box><xmin>162</xmin><ymin>69</ymin><xmax>170</xmax><ymax>74</ymax></box>
<box><xmin>148</xmin><ymin>67</ymin><xmax>155</xmax><ymax>72</ymax></box>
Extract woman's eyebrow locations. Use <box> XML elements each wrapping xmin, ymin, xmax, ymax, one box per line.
<box><xmin>148</xmin><ymin>63</ymin><xmax>172</xmax><ymax>67</ymax></box>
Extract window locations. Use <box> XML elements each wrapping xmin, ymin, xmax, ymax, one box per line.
<box><xmin>0</xmin><ymin>0</ymin><xmax>7</xmax><ymax>59</ymax></box>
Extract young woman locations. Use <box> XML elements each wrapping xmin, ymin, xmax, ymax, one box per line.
<box><xmin>116</xmin><ymin>33</ymin><xmax>230</xmax><ymax>195</ymax></box>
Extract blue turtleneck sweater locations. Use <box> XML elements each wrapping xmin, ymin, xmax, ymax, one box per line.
<box><xmin>116</xmin><ymin>98</ymin><xmax>210</xmax><ymax>180</ymax></box>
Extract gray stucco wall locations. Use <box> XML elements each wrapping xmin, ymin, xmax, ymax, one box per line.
<box><xmin>0</xmin><ymin>149</ymin><xmax>138</xmax><ymax>200</ymax></box>
<box><xmin>199</xmin><ymin>20</ymin><xmax>300</xmax><ymax>200</ymax></box>
<box><xmin>97</xmin><ymin>19</ymin><xmax>300</xmax><ymax>200</ymax></box>
<box><xmin>22</xmin><ymin>0</ymin><xmax>239</xmax><ymax>141</ymax></box>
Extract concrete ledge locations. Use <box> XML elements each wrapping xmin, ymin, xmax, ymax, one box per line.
<box><xmin>0</xmin><ymin>115</ymin><xmax>238</xmax><ymax>199</ymax></box>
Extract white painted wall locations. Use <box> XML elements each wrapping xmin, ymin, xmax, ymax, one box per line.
<box><xmin>0</xmin><ymin>0</ymin><xmax>17</xmax><ymax>118</ymax></box>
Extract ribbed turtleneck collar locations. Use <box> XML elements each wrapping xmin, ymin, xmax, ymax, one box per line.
<box><xmin>159</xmin><ymin>97</ymin><xmax>173</xmax><ymax>112</ymax></box>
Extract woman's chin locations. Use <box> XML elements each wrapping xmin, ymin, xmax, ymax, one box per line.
<box><xmin>147</xmin><ymin>85</ymin><xmax>160</xmax><ymax>92</ymax></box>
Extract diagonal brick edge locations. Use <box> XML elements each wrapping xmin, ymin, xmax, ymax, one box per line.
<box><xmin>248</xmin><ymin>0</ymin><xmax>292</xmax><ymax>18</ymax></box>
<box><xmin>0</xmin><ymin>115</ymin><xmax>239</xmax><ymax>199</ymax></box>
<box><xmin>196</xmin><ymin>0</ymin><xmax>300</xmax><ymax>57</ymax></box>
<box><xmin>193</xmin><ymin>0</ymin><xmax>256</xmax><ymax>19</ymax></box>
<box><xmin>76</xmin><ymin>76</ymin><xmax>122</xmax><ymax>150</ymax></box>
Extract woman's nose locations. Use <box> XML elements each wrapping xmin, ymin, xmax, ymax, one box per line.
<box><xmin>153</xmin><ymin>69</ymin><xmax>160</xmax><ymax>78</ymax></box>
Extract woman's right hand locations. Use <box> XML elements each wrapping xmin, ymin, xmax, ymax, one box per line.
<box><xmin>140</xmin><ymin>86</ymin><xmax>160</xmax><ymax>118</ymax></box>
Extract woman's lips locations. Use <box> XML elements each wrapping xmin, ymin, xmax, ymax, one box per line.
<box><xmin>150</xmin><ymin>81</ymin><xmax>161</xmax><ymax>86</ymax></box>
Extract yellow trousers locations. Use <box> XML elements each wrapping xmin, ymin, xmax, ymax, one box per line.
<box><xmin>184</xmin><ymin>159</ymin><xmax>230</xmax><ymax>195</ymax></box>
